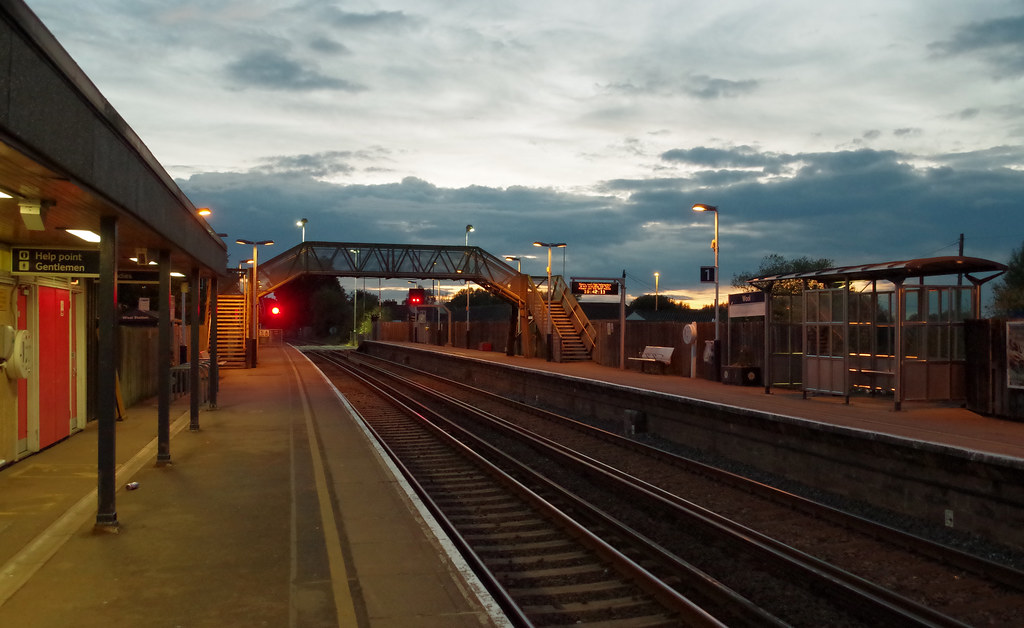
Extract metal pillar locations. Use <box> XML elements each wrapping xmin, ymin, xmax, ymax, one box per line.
<box><xmin>95</xmin><ymin>216</ymin><xmax>118</xmax><ymax>529</ymax></box>
<box><xmin>157</xmin><ymin>249</ymin><xmax>171</xmax><ymax>464</ymax></box>
<box><xmin>209</xmin><ymin>276</ymin><xmax>218</xmax><ymax>409</ymax></box>
<box><xmin>189</xmin><ymin>267</ymin><xmax>201</xmax><ymax>431</ymax></box>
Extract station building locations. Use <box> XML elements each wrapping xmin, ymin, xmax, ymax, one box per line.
<box><xmin>0</xmin><ymin>2</ymin><xmax>226</xmax><ymax>470</ymax></box>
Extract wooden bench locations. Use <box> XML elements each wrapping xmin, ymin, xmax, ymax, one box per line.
<box><xmin>628</xmin><ymin>346</ymin><xmax>674</xmax><ymax>373</ymax></box>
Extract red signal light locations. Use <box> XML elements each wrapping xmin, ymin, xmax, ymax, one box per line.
<box><xmin>408</xmin><ymin>288</ymin><xmax>426</xmax><ymax>305</ymax></box>
<box><xmin>270</xmin><ymin>305</ymin><xmax>281</xmax><ymax>315</ymax></box>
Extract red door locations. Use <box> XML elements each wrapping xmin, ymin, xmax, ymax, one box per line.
<box><xmin>38</xmin><ymin>286</ymin><xmax>71</xmax><ymax>448</ymax></box>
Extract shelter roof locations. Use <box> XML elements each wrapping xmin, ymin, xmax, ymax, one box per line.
<box><xmin>747</xmin><ymin>256</ymin><xmax>1006</xmax><ymax>287</ymax></box>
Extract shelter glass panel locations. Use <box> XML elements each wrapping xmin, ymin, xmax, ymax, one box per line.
<box><xmin>876</xmin><ymin>291</ymin><xmax>893</xmax><ymax>324</ymax></box>
<box><xmin>831</xmin><ymin>290</ymin><xmax>845</xmax><ymax>323</ymax></box>
<box><xmin>904</xmin><ymin>325</ymin><xmax>925</xmax><ymax>360</ymax></box>
<box><xmin>905</xmin><ymin>288</ymin><xmax>922</xmax><ymax>322</ymax></box>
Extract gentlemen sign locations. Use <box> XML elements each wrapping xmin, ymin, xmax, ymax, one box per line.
<box><xmin>12</xmin><ymin>247</ymin><xmax>99</xmax><ymax>277</ymax></box>
<box><xmin>571</xmin><ymin>280</ymin><xmax>619</xmax><ymax>296</ymax></box>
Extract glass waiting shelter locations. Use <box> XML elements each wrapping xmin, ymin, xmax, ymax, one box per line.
<box><xmin>747</xmin><ymin>256</ymin><xmax>1006</xmax><ymax>410</ymax></box>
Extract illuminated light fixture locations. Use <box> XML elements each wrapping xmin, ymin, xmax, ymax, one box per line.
<box><xmin>0</xmin><ymin>190</ymin><xmax>12</xmax><ymax>199</ymax></box>
<box><xmin>65</xmin><ymin>229</ymin><xmax>101</xmax><ymax>243</ymax></box>
<box><xmin>170</xmin><ymin>271</ymin><xmax>185</xmax><ymax>278</ymax></box>
<box><xmin>197</xmin><ymin>207</ymin><xmax>212</xmax><ymax>217</ymax></box>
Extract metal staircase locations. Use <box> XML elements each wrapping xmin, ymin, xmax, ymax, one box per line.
<box><xmin>548</xmin><ymin>300</ymin><xmax>590</xmax><ymax>361</ymax></box>
<box><xmin>215</xmin><ymin>294</ymin><xmax>248</xmax><ymax>368</ymax></box>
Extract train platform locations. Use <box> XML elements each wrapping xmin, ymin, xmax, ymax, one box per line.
<box><xmin>375</xmin><ymin>341</ymin><xmax>1024</xmax><ymax>461</ymax></box>
<box><xmin>2</xmin><ymin>341</ymin><xmax>1022</xmax><ymax>628</ymax></box>
<box><xmin>0</xmin><ymin>344</ymin><xmax>505</xmax><ymax>628</ymax></box>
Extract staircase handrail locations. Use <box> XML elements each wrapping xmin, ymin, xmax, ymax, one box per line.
<box><xmin>551</xmin><ymin>276</ymin><xmax>597</xmax><ymax>350</ymax></box>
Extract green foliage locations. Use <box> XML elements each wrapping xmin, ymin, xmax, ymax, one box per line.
<box><xmin>310</xmin><ymin>284</ymin><xmax>345</xmax><ymax>336</ymax></box>
<box><xmin>733</xmin><ymin>253</ymin><xmax>834</xmax><ymax>294</ymax></box>
<box><xmin>273</xmin><ymin>275</ymin><xmax>343</xmax><ymax>331</ymax></box>
<box><xmin>628</xmin><ymin>294</ymin><xmax>691</xmax><ymax>311</ymax></box>
<box><xmin>447</xmin><ymin>287</ymin><xmax>509</xmax><ymax>308</ymax></box>
<box><xmin>992</xmin><ymin>242</ymin><xmax>1024</xmax><ymax>317</ymax></box>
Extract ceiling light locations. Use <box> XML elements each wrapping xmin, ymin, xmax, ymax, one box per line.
<box><xmin>170</xmin><ymin>271</ymin><xmax>185</xmax><ymax>278</ymax></box>
<box><xmin>0</xmin><ymin>191</ymin><xmax>12</xmax><ymax>199</ymax></box>
<box><xmin>65</xmin><ymin>229</ymin><xmax>101</xmax><ymax>243</ymax></box>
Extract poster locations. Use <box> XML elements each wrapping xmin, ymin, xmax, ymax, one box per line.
<box><xmin>1008</xmin><ymin>322</ymin><xmax>1024</xmax><ymax>389</ymax></box>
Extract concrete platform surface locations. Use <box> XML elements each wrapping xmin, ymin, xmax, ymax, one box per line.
<box><xmin>378</xmin><ymin>341</ymin><xmax>1024</xmax><ymax>461</ymax></box>
<box><xmin>0</xmin><ymin>345</ymin><xmax>503</xmax><ymax>628</ymax></box>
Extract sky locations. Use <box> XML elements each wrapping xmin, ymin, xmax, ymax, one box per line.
<box><xmin>22</xmin><ymin>0</ymin><xmax>1024</xmax><ymax>305</ymax></box>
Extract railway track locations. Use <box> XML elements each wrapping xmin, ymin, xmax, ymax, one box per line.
<box><xmin>308</xmin><ymin>348</ymin><xmax>1024</xmax><ymax>625</ymax></box>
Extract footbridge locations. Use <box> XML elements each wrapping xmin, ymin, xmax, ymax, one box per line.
<box><xmin>243</xmin><ymin>242</ymin><xmax>597</xmax><ymax>361</ymax></box>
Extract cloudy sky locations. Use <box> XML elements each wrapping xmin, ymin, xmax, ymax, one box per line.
<box><xmin>24</xmin><ymin>0</ymin><xmax>1024</xmax><ymax>304</ymax></box>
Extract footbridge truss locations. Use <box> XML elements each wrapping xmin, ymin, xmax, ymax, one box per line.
<box><xmin>253</xmin><ymin>242</ymin><xmax>597</xmax><ymax>361</ymax></box>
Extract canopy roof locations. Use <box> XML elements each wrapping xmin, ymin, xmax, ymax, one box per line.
<box><xmin>747</xmin><ymin>256</ymin><xmax>1006</xmax><ymax>288</ymax></box>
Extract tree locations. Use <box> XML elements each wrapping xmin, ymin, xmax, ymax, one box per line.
<box><xmin>448</xmin><ymin>287</ymin><xmax>508</xmax><ymax>308</ymax></box>
<box><xmin>273</xmin><ymin>275</ymin><xmax>344</xmax><ymax>333</ymax></box>
<box><xmin>992</xmin><ymin>241</ymin><xmax>1024</xmax><ymax>317</ymax></box>
<box><xmin>733</xmin><ymin>254</ymin><xmax>834</xmax><ymax>294</ymax></box>
<box><xmin>628</xmin><ymin>294</ymin><xmax>691</xmax><ymax>311</ymax></box>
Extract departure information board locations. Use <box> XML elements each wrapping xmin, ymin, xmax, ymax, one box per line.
<box><xmin>571</xmin><ymin>280</ymin><xmax>619</xmax><ymax>296</ymax></box>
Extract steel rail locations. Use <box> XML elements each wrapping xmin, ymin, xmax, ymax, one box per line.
<box><xmin>311</xmin><ymin>351</ymin><xmax>723</xmax><ymax>627</ymax></box>
<box><xmin>354</xmin><ymin>350</ymin><xmax>1024</xmax><ymax>591</ymax></box>
<box><xmin>341</xmin><ymin>350</ymin><xmax>973</xmax><ymax>628</ymax></box>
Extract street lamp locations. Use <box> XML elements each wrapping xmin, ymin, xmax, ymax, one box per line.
<box><xmin>296</xmin><ymin>218</ymin><xmax>307</xmax><ymax>242</ymax></box>
<box><xmin>533</xmin><ymin>241</ymin><xmax>567</xmax><ymax>361</ymax></box>
<box><xmin>350</xmin><ymin>249</ymin><xmax>360</xmax><ymax>344</ymax></box>
<box><xmin>235</xmin><ymin>238</ymin><xmax>274</xmax><ymax>367</ymax></box>
<box><xmin>465</xmin><ymin>225</ymin><xmax>474</xmax><ymax>347</ymax></box>
<box><xmin>503</xmin><ymin>255</ymin><xmax>521</xmax><ymax>272</ymax></box>
<box><xmin>692</xmin><ymin>203</ymin><xmax>720</xmax><ymax>343</ymax></box>
<box><xmin>654</xmin><ymin>272</ymin><xmax>660</xmax><ymax>311</ymax></box>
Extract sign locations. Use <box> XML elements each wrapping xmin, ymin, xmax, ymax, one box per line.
<box><xmin>118</xmin><ymin>270</ymin><xmax>160</xmax><ymax>284</ymax></box>
<box><xmin>728</xmin><ymin>291</ymin><xmax>766</xmax><ymax>317</ymax></box>
<box><xmin>571</xmin><ymin>280</ymin><xmax>619</xmax><ymax>296</ymax></box>
<box><xmin>13</xmin><ymin>247</ymin><xmax>99</xmax><ymax>277</ymax></box>
<box><xmin>699</xmin><ymin>266</ymin><xmax>717</xmax><ymax>283</ymax></box>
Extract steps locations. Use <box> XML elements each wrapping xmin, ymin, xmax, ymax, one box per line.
<box><xmin>548</xmin><ymin>303</ymin><xmax>590</xmax><ymax>362</ymax></box>
<box><xmin>216</xmin><ymin>294</ymin><xmax>248</xmax><ymax>368</ymax></box>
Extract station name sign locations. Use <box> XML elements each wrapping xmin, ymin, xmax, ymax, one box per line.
<box><xmin>12</xmin><ymin>247</ymin><xmax>99</xmax><ymax>278</ymax></box>
<box><xmin>571</xmin><ymin>280</ymin><xmax>619</xmax><ymax>296</ymax></box>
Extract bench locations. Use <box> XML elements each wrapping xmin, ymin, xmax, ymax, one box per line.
<box><xmin>628</xmin><ymin>346</ymin><xmax>674</xmax><ymax>373</ymax></box>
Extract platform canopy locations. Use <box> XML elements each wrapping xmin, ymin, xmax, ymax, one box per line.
<box><xmin>747</xmin><ymin>255</ymin><xmax>1007</xmax><ymax>288</ymax></box>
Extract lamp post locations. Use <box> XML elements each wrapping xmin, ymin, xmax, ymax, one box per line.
<box><xmin>691</xmin><ymin>204</ymin><xmax>719</xmax><ymax>342</ymax></box>
<box><xmin>350</xmin><ymin>249</ymin><xmax>360</xmax><ymax>344</ymax></box>
<box><xmin>296</xmin><ymin>218</ymin><xmax>307</xmax><ymax>242</ymax></box>
<box><xmin>235</xmin><ymin>239</ymin><xmax>274</xmax><ymax>367</ymax></box>
<box><xmin>654</xmin><ymin>272</ymin><xmax>660</xmax><ymax>310</ymax></box>
<box><xmin>533</xmin><ymin>241</ymin><xmax>567</xmax><ymax>361</ymax></box>
<box><xmin>465</xmin><ymin>225</ymin><xmax>474</xmax><ymax>348</ymax></box>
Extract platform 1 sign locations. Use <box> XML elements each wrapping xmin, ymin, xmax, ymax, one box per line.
<box><xmin>571</xmin><ymin>280</ymin><xmax>619</xmax><ymax>296</ymax></box>
<box><xmin>12</xmin><ymin>247</ymin><xmax>99</xmax><ymax>277</ymax></box>
<box><xmin>699</xmin><ymin>266</ymin><xmax>717</xmax><ymax>283</ymax></box>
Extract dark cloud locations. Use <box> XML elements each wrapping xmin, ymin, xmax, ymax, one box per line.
<box><xmin>319</xmin><ymin>8</ymin><xmax>421</xmax><ymax>30</ymax></box>
<box><xmin>930</xmin><ymin>14</ymin><xmax>1024</xmax><ymax>78</ymax></box>
<box><xmin>685</xmin><ymin>74</ymin><xmax>759</xmax><ymax>99</ymax></box>
<box><xmin>225</xmin><ymin>50</ymin><xmax>364</xmax><ymax>91</ymax></box>
<box><xmin>660</xmin><ymin>146</ymin><xmax>779</xmax><ymax>168</ymax></box>
<box><xmin>253</xmin><ymin>152</ymin><xmax>357</xmax><ymax>178</ymax></box>
<box><xmin>308</xmin><ymin>37</ymin><xmax>351</xmax><ymax>55</ymax></box>
<box><xmin>180</xmin><ymin>145</ymin><xmax>1024</xmax><ymax>290</ymax></box>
